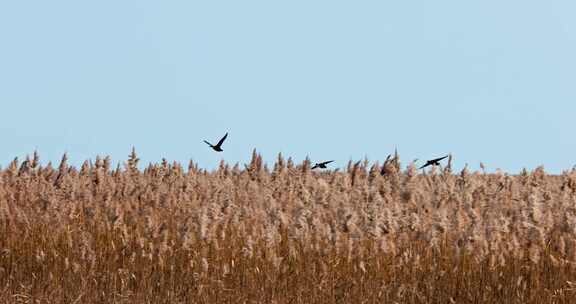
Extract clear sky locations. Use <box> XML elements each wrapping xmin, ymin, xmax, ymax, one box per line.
<box><xmin>1</xmin><ymin>1</ymin><xmax>575</xmax><ymax>173</ymax></box>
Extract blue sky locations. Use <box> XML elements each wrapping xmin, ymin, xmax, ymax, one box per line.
<box><xmin>1</xmin><ymin>1</ymin><xmax>575</xmax><ymax>172</ymax></box>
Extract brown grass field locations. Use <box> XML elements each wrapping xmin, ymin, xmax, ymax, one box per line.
<box><xmin>2</xmin><ymin>150</ymin><xmax>576</xmax><ymax>303</ymax></box>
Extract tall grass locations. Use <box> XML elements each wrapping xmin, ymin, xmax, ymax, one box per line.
<box><xmin>1</xmin><ymin>151</ymin><xmax>576</xmax><ymax>303</ymax></box>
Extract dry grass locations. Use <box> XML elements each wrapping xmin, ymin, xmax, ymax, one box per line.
<box><xmin>2</xmin><ymin>150</ymin><xmax>576</xmax><ymax>303</ymax></box>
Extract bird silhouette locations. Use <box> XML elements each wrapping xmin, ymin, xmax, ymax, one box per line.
<box><xmin>204</xmin><ymin>133</ymin><xmax>228</xmax><ymax>152</ymax></box>
<box><xmin>311</xmin><ymin>160</ymin><xmax>334</xmax><ymax>169</ymax></box>
<box><xmin>419</xmin><ymin>155</ymin><xmax>448</xmax><ymax>169</ymax></box>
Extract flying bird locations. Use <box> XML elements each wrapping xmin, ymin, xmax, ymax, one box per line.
<box><xmin>419</xmin><ymin>155</ymin><xmax>448</xmax><ymax>169</ymax></box>
<box><xmin>204</xmin><ymin>133</ymin><xmax>228</xmax><ymax>152</ymax></box>
<box><xmin>311</xmin><ymin>160</ymin><xmax>334</xmax><ymax>169</ymax></box>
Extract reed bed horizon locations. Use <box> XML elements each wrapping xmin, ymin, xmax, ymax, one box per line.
<box><xmin>1</xmin><ymin>150</ymin><xmax>576</xmax><ymax>303</ymax></box>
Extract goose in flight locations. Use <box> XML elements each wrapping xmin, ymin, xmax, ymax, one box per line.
<box><xmin>312</xmin><ymin>160</ymin><xmax>334</xmax><ymax>169</ymax></box>
<box><xmin>204</xmin><ymin>133</ymin><xmax>228</xmax><ymax>152</ymax></box>
<box><xmin>419</xmin><ymin>155</ymin><xmax>448</xmax><ymax>169</ymax></box>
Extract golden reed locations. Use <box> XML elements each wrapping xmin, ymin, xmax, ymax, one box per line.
<box><xmin>1</xmin><ymin>151</ymin><xmax>576</xmax><ymax>303</ymax></box>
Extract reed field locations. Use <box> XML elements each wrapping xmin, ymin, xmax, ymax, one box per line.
<box><xmin>2</xmin><ymin>150</ymin><xmax>576</xmax><ymax>303</ymax></box>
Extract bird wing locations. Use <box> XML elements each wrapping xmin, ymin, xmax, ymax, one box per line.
<box><xmin>216</xmin><ymin>133</ymin><xmax>228</xmax><ymax>147</ymax></box>
<box><xmin>320</xmin><ymin>160</ymin><xmax>334</xmax><ymax>166</ymax></box>
<box><xmin>419</xmin><ymin>163</ymin><xmax>430</xmax><ymax>169</ymax></box>
<box><xmin>431</xmin><ymin>155</ymin><xmax>449</xmax><ymax>163</ymax></box>
<box><xmin>311</xmin><ymin>164</ymin><xmax>319</xmax><ymax>169</ymax></box>
<box><xmin>203</xmin><ymin>140</ymin><xmax>213</xmax><ymax>147</ymax></box>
